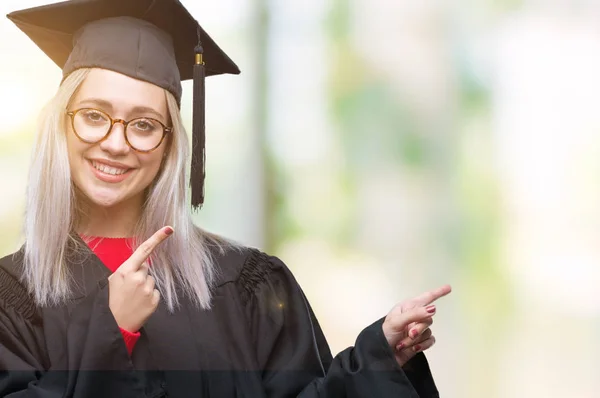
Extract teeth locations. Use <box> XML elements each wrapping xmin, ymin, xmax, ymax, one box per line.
<box><xmin>92</xmin><ymin>161</ymin><xmax>128</xmax><ymax>176</ymax></box>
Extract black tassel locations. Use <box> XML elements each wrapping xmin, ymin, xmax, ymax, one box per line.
<box><xmin>191</xmin><ymin>29</ymin><xmax>206</xmax><ymax>210</ymax></box>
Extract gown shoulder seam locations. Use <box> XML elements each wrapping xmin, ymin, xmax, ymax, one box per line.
<box><xmin>0</xmin><ymin>266</ymin><xmax>38</xmax><ymax>323</ymax></box>
<box><xmin>235</xmin><ymin>248</ymin><xmax>275</xmax><ymax>304</ymax></box>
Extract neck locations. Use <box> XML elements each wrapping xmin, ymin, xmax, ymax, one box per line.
<box><xmin>76</xmin><ymin>195</ymin><xmax>143</xmax><ymax>238</ymax></box>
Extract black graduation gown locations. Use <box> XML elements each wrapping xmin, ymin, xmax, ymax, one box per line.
<box><xmin>0</xmin><ymin>241</ymin><xmax>440</xmax><ymax>397</ymax></box>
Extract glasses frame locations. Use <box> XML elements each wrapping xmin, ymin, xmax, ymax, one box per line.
<box><xmin>66</xmin><ymin>108</ymin><xmax>172</xmax><ymax>153</ymax></box>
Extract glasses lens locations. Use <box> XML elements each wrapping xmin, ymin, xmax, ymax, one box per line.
<box><xmin>73</xmin><ymin>109</ymin><xmax>111</xmax><ymax>142</ymax></box>
<box><xmin>126</xmin><ymin>118</ymin><xmax>165</xmax><ymax>151</ymax></box>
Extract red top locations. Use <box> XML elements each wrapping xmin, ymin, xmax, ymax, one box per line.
<box><xmin>83</xmin><ymin>236</ymin><xmax>140</xmax><ymax>356</ymax></box>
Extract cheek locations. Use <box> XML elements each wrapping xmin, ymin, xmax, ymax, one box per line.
<box><xmin>138</xmin><ymin>152</ymin><xmax>165</xmax><ymax>183</ymax></box>
<box><xmin>65</xmin><ymin>134</ymin><xmax>87</xmax><ymax>178</ymax></box>
<box><xmin>65</xmin><ymin>129</ymin><xmax>76</xmax><ymax>160</ymax></box>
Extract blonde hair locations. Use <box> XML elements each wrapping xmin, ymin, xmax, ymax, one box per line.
<box><xmin>23</xmin><ymin>68</ymin><xmax>232</xmax><ymax>311</ymax></box>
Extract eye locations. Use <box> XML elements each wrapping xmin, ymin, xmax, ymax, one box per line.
<box><xmin>132</xmin><ymin>119</ymin><xmax>158</xmax><ymax>132</ymax></box>
<box><xmin>82</xmin><ymin>110</ymin><xmax>107</xmax><ymax>123</ymax></box>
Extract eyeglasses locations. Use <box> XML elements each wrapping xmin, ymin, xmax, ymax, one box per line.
<box><xmin>66</xmin><ymin>108</ymin><xmax>172</xmax><ymax>153</ymax></box>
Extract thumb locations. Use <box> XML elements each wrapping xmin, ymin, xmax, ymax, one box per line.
<box><xmin>383</xmin><ymin>305</ymin><xmax>436</xmax><ymax>347</ymax></box>
<box><xmin>401</xmin><ymin>305</ymin><xmax>436</xmax><ymax>328</ymax></box>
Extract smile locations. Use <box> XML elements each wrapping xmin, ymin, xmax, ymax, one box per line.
<box><xmin>91</xmin><ymin>160</ymin><xmax>130</xmax><ymax>175</ymax></box>
<box><xmin>88</xmin><ymin>159</ymin><xmax>134</xmax><ymax>183</ymax></box>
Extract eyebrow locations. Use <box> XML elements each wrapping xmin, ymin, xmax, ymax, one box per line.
<box><xmin>75</xmin><ymin>98</ymin><xmax>167</xmax><ymax>122</ymax></box>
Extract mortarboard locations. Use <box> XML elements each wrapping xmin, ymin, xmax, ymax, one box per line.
<box><xmin>7</xmin><ymin>0</ymin><xmax>240</xmax><ymax>210</ymax></box>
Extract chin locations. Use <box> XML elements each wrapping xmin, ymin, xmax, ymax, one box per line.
<box><xmin>79</xmin><ymin>185</ymin><xmax>130</xmax><ymax>208</ymax></box>
<box><xmin>90</xmin><ymin>193</ymin><xmax>127</xmax><ymax>209</ymax></box>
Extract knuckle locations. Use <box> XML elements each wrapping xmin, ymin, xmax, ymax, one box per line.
<box><xmin>131</xmin><ymin>274</ymin><xmax>146</xmax><ymax>286</ymax></box>
<box><xmin>411</xmin><ymin>328</ymin><xmax>425</xmax><ymax>339</ymax></box>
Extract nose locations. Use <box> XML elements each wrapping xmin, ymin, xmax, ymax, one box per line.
<box><xmin>99</xmin><ymin>120</ymin><xmax>130</xmax><ymax>156</ymax></box>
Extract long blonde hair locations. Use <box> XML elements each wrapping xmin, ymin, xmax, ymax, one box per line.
<box><xmin>23</xmin><ymin>68</ymin><xmax>230</xmax><ymax>311</ymax></box>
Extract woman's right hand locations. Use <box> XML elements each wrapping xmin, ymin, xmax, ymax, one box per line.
<box><xmin>107</xmin><ymin>226</ymin><xmax>174</xmax><ymax>333</ymax></box>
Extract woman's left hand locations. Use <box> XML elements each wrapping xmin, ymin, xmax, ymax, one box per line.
<box><xmin>381</xmin><ymin>285</ymin><xmax>451</xmax><ymax>367</ymax></box>
<box><xmin>393</xmin><ymin>318</ymin><xmax>435</xmax><ymax>367</ymax></box>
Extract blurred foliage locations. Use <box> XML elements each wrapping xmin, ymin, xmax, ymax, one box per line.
<box><xmin>322</xmin><ymin>0</ymin><xmax>516</xmax><ymax>395</ymax></box>
<box><xmin>454</xmin><ymin>38</ymin><xmax>515</xmax><ymax>397</ymax></box>
<box><xmin>327</xmin><ymin>0</ymin><xmax>426</xmax><ymax>172</ymax></box>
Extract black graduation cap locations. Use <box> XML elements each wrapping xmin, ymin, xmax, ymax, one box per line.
<box><xmin>7</xmin><ymin>0</ymin><xmax>241</xmax><ymax>210</ymax></box>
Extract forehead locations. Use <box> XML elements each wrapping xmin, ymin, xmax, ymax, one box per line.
<box><xmin>72</xmin><ymin>68</ymin><xmax>168</xmax><ymax>116</ymax></box>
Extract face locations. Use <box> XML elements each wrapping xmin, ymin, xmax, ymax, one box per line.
<box><xmin>66</xmin><ymin>68</ymin><xmax>170</xmax><ymax>209</ymax></box>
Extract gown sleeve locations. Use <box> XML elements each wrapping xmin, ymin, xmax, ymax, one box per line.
<box><xmin>239</xmin><ymin>250</ymin><xmax>440</xmax><ymax>398</ymax></box>
<box><xmin>0</xmin><ymin>268</ymin><xmax>145</xmax><ymax>397</ymax></box>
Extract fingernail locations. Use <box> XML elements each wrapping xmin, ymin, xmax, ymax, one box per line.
<box><xmin>165</xmin><ymin>227</ymin><xmax>174</xmax><ymax>235</ymax></box>
<box><xmin>426</xmin><ymin>305</ymin><xmax>436</xmax><ymax>314</ymax></box>
<box><xmin>396</xmin><ymin>342</ymin><xmax>404</xmax><ymax>350</ymax></box>
<box><xmin>413</xmin><ymin>345</ymin><xmax>422</xmax><ymax>352</ymax></box>
<box><xmin>410</xmin><ymin>329</ymin><xmax>418</xmax><ymax>339</ymax></box>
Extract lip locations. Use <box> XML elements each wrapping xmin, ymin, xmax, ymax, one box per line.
<box><xmin>87</xmin><ymin>159</ymin><xmax>134</xmax><ymax>183</ymax></box>
<box><xmin>89</xmin><ymin>158</ymin><xmax>133</xmax><ymax>169</ymax></box>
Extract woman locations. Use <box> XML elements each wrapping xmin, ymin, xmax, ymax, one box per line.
<box><xmin>0</xmin><ymin>0</ymin><xmax>451</xmax><ymax>397</ymax></box>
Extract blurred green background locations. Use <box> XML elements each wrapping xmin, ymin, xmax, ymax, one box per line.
<box><xmin>1</xmin><ymin>0</ymin><xmax>598</xmax><ymax>397</ymax></box>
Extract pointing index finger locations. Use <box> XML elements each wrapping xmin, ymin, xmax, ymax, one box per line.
<box><xmin>412</xmin><ymin>284</ymin><xmax>452</xmax><ymax>307</ymax></box>
<box><xmin>120</xmin><ymin>226</ymin><xmax>174</xmax><ymax>273</ymax></box>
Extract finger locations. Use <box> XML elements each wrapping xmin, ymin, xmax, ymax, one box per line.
<box><xmin>137</xmin><ymin>261</ymin><xmax>150</xmax><ymax>279</ymax></box>
<box><xmin>142</xmin><ymin>276</ymin><xmax>155</xmax><ymax>297</ymax></box>
<box><xmin>408</xmin><ymin>318</ymin><xmax>433</xmax><ymax>340</ymax></box>
<box><xmin>405</xmin><ymin>321</ymin><xmax>418</xmax><ymax>337</ymax></box>
<box><xmin>396</xmin><ymin>328</ymin><xmax>432</xmax><ymax>351</ymax></box>
<box><xmin>121</xmin><ymin>226</ymin><xmax>174</xmax><ymax>273</ymax></box>
<box><xmin>417</xmin><ymin>328</ymin><xmax>433</xmax><ymax>343</ymax></box>
<box><xmin>386</xmin><ymin>305</ymin><xmax>436</xmax><ymax>339</ymax></box>
<box><xmin>145</xmin><ymin>275</ymin><xmax>156</xmax><ymax>291</ymax></box>
<box><xmin>411</xmin><ymin>335</ymin><xmax>436</xmax><ymax>353</ymax></box>
<box><xmin>130</xmin><ymin>271</ymin><xmax>146</xmax><ymax>287</ymax></box>
<box><xmin>394</xmin><ymin>334</ymin><xmax>435</xmax><ymax>366</ymax></box>
<box><xmin>151</xmin><ymin>289</ymin><xmax>160</xmax><ymax>307</ymax></box>
<box><xmin>411</xmin><ymin>284</ymin><xmax>452</xmax><ymax>307</ymax></box>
